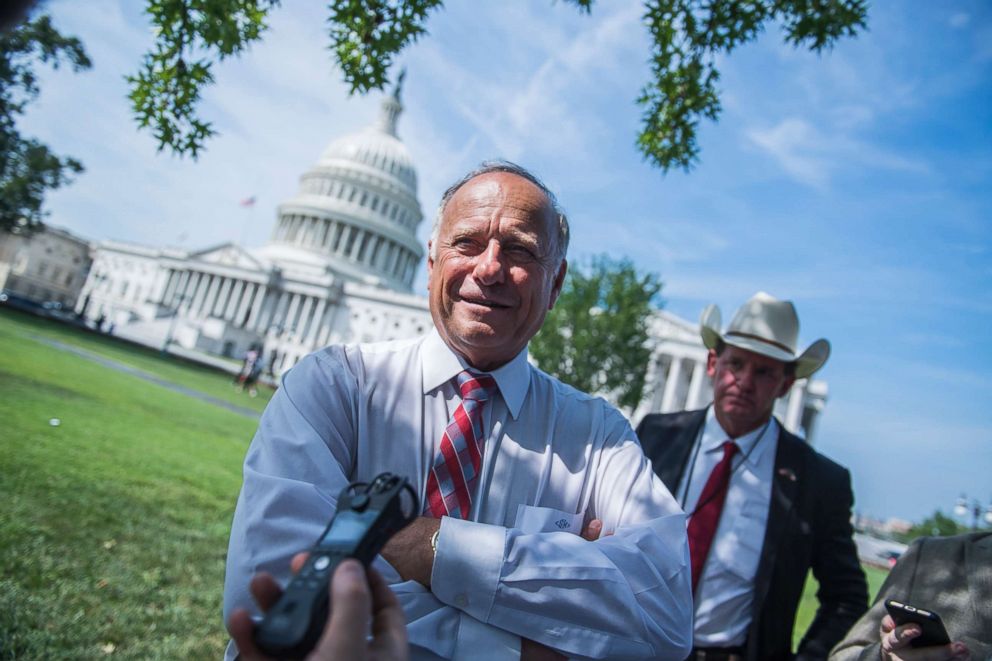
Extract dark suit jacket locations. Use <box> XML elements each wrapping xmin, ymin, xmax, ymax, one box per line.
<box><xmin>636</xmin><ymin>409</ymin><xmax>868</xmax><ymax>661</ymax></box>
<box><xmin>829</xmin><ymin>532</ymin><xmax>992</xmax><ymax>660</ymax></box>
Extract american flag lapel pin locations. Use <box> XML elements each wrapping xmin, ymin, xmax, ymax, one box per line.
<box><xmin>777</xmin><ymin>467</ymin><xmax>797</xmax><ymax>482</ymax></box>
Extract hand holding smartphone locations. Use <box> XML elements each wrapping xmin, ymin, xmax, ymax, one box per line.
<box><xmin>884</xmin><ymin>599</ymin><xmax>952</xmax><ymax>648</ymax></box>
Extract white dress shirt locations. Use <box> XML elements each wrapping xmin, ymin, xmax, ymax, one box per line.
<box><xmin>676</xmin><ymin>407</ymin><xmax>778</xmax><ymax>647</ymax></box>
<box><xmin>223</xmin><ymin>329</ymin><xmax>692</xmax><ymax>660</ymax></box>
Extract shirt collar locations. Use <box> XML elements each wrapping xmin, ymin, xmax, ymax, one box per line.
<box><xmin>702</xmin><ymin>406</ymin><xmax>778</xmax><ymax>465</ymax></box>
<box><xmin>420</xmin><ymin>328</ymin><xmax>531</xmax><ymax>419</ymax></box>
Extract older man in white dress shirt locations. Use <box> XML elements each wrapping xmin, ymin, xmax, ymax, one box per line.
<box><xmin>222</xmin><ymin>161</ymin><xmax>693</xmax><ymax>660</ymax></box>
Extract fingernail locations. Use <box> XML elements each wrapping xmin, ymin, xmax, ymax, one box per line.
<box><xmin>335</xmin><ymin>559</ymin><xmax>362</xmax><ymax>577</ymax></box>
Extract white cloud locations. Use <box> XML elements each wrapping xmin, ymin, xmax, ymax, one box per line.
<box><xmin>949</xmin><ymin>12</ymin><xmax>970</xmax><ymax>29</ymax></box>
<box><xmin>746</xmin><ymin>119</ymin><xmax>831</xmax><ymax>189</ymax></box>
<box><xmin>404</xmin><ymin>3</ymin><xmax>644</xmax><ymax>176</ymax></box>
<box><xmin>745</xmin><ymin>117</ymin><xmax>930</xmax><ymax>189</ymax></box>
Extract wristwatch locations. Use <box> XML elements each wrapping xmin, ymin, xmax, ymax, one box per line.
<box><xmin>430</xmin><ymin>528</ymin><xmax>440</xmax><ymax>555</ymax></box>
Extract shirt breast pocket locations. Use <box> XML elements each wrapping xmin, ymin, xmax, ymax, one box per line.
<box><xmin>513</xmin><ymin>504</ymin><xmax>583</xmax><ymax>535</ymax></box>
<box><xmin>717</xmin><ymin>499</ymin><xmax>767</xmax><ymax>581</ymax></box>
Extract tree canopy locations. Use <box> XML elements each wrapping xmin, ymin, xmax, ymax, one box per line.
<box><xmin>1</xmin><ymin>0</ymin><xmax>868</xmax><ymax>233</ymax></box>
<box><xmin>893</xmin><ymin>510</ymin><xmax>971</xmax><ymax>544</ymax></box>
<box><xmin>0</xmin><ymin>14</ymin><xmax>90</xmax><ymax>233</ymax></box>
<box><xmin>530</xmin><ymin>255</ymin><xmax>662</xmax><ymax>411</ymax></box>
<box><xmin>127</xmin><ymin>0</ymin><xmax>867</xmax><ymax>170</ymax></box>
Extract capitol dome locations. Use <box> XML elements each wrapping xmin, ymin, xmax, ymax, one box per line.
<box><xmin>265</xmin><ymin>81</ymin><xmax>425</xmax><ymax>293</ymax></box>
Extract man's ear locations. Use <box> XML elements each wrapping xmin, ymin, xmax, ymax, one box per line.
<box><xmin>426</xmin><ymin>241</ymin><xmax>435</xmax><ymax>286</ymax></box>
<box><xmin>548</xmin><ymin>260</ymin><xmax>567</xmax><ymax>310</ymax></box>
<box><xmin>705</xmin><ymin>349</ymin><xmax>718</xmax><ymax>378</ymax></box>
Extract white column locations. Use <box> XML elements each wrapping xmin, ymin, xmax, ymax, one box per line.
<box><xmin>265</xmin><ymin>290</ymin><xmax>290</xmax><ymax>332</ymax></box>
<box><xmin>660</xmin><ymin>356</ymin><xmax>684</xmax><ymax>413</ymax></box>
<box><xmin>317</xmin><ymin>302</ymin><xmax>340</xmax><ymax>346</ymax></box>
<box><xmin>224</xmin><ymin>280</ymin><xmax>245</xmax><ymax>320</ymax></box>
<box><xmin>214</xmin><ymin>277</ymin><xmax>232</xmax><ymax>316</ymax></box>
<box><xmin>160</xmin><ymin>270</ymin><xmax>177</xmax><ymax>303</ymax></box>
<box><xmin>246</xmin><ymin>284</ymin><xmax>266</xmax><ymax>330</ymax></box>
<box><xmin>389</xmin><ymin>250</ymin><xmax>401</xmax><ymax>276</ymax></box>
<box><xmin>201</xmin><ymin>275</ymin><xmax>221</xmax><ymax>317</ymax></box>
<box><xmin>179</xmin><ymin>272</ymin><xmax>194</xmax><ymax>306</ymax></box>
<box><xmin>234</xmin><ymin>282</ymin><xmax>255</xmax><ymax>327</ymax></box>
<box><xmin>163</xmin><ymin>270</ymin><xmax>181</xmax><ymax>306</ymax></box>
<box><xmin>294</xmin><ymin>295</ymin><xmax>314</xmax><ymax>337</ymax></box>
<box><xmin>325</xmin><ymin>222</ymin><xmax>337</xmax><ymax>250</ymax></box>
<box><xmin>258</xmin><ymin>289</ymin><xmax>284</xmax><ymax>332</ymax></box>
<box><xmin>284</xmin><ymin>294</ymin><xmax>302</xmax><ymax>334</ymax></box>
<box><xmin>785</xmin><ymin>381</ymin><xmax>806</xmax><ymax>435</ymax></box>
<box><xmin>305</xmin><ymin>297</ymin><xmax>328</xmax><ymax>347</ymax></box>
<box><xmin>349</xmin><ymin>230</ymin><xmax>364</xmax><ymax>260</ymax></box>
<box><xmin>190</xmin><ymin>273</ymin><xmax>209</xmax><ymax>315</ymax></box>
<box><xmin>686</xmin><ymin>360</ymin><xmax>707</xmax><ymax>409</ymax></box>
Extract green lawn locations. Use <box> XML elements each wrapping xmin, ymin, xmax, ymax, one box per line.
<box><xmin>0</xmin><ymin>309</ymin><xmax>274</xmax><ymax>414</ymax></box>
<box><xmin>0</xmin><ymin>309</ymin><xmax>888</xmax><ymax>657</ymax></box>
<box><xmin>0</xmin><ymin>310</ymin><xmax>259</xmax><ymax>659</ymax></box>
<box><xmin>793</xmin><ymin>559</ymin><xmax>889</xmax><ymax>648</ymax></box>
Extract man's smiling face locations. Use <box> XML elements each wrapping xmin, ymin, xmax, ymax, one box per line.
<box><xmin>427</xmin><ymin>172</ymin><xmax>567</xmax><ymax>371</ymax></box>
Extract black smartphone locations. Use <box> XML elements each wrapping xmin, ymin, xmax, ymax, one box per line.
<box><xmin>884</xmin><ymin>599</ymin><xmax>951</xmax><ymax>648</ymax></box>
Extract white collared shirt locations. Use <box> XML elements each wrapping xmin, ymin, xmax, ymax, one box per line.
<box><xmin>223</xmin><ymin>329</ymin><xmax>692</xmax><ymax>660</ymax></box>
<box><xmin>677</xmin><ymin>407</ymin><xmax>778</xmax><ymax>647</ymax></box>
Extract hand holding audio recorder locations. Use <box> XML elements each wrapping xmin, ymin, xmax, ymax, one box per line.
<box><xmin>252</xmin><ymin>472</ymin><xmax>418</xmax><ymax>660</ymax></box>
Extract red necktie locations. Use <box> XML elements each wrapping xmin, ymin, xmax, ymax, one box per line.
<box><xmin>687</xmin><ymin>441</ymin><xmax>739</xmax><ymax>593</ymax></box>
<box><xmin>424</xmin><ymin>370</ymin><xmax>498</xmax><ymax>519</ymax></box>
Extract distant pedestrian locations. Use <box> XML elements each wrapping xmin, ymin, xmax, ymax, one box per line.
<box><xmin>234</xmin><ymin>347</ymin><xmax>259</xmax><ymax>391</ymax></box>
<box><xmin>242</xmin><ymin>354</ymin><xmax>264</xmax><ymax>398</ymax></box>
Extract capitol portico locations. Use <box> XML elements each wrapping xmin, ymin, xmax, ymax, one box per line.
<box><xmin>74</xmin><ymin>84</ymin><xmax>827</xmax><ymax>443</ymax></box>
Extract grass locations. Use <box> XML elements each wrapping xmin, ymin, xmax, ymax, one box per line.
<box><xmin>793</xmin><ymin>561</ymin><xmax>889</xmax><ymax>647</ymax></box>
<box><xmin>0</xmin><ymin>309</ymin><xmax>274</xmax><ymax>413</ymax></box>
<box><xmin>0</xmin><ymin>310</ymin><xmax>258</xmax><ymax>659</ymax></box>
<box><xmin>0</xmin><ymin>309</ymin><xmax>889</xmax><ymax>657</ymax></box>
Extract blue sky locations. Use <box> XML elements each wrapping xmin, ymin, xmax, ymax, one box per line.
<box><xmin>23</xmin><ymin>0</ymin><xmax>991</xmax><ymax>523</ymax></box>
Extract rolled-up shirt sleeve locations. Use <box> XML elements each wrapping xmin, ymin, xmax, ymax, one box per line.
<box><xmin>430</xmin><ymin>412</ymin><xmax>693</xmax><ymax>661</ymax></box>
<box><xmin>223</xmin><ymin>353</ymin><xmax>356</xmax><ymax>628</ymax></box>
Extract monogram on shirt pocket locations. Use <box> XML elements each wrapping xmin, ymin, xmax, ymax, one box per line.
<box><xmin>716</xmin><ymin>499</ymin><xmax>767</xmax><ymax>580</ymax></box>
<box><xmin>513</xmin><ymin>504</ymin><xmax>583</xmax><ymax>535</ymax></box>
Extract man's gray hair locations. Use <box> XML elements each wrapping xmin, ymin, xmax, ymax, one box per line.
<box><xmin>429</xmin><ymin>160</ymin><xmax>570</xmax><ymax>266</ymax></box>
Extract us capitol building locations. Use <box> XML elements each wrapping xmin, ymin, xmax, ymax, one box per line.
<box><xmin>73</xmin><ymin>87</ymin><xmax>828</xmax><ymax>443</ymax></box>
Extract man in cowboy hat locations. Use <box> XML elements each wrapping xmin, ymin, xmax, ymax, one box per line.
<box><xmin>636</xmin><ymin>292</ymin><xmax>868</xmax><ymax>661</ymax></box>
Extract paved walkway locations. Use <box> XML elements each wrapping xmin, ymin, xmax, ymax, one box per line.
<box><xmin>40</xmin><ymin>338</ymin><xmax>261</xmax><ymax>419</ymax></box>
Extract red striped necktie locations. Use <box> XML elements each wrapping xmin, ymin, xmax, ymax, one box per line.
<box><xmin>687</xmin><ymin>440</ymin><xmax>739</xmax><ymax>593</ymax></box>
<box><xmin>425</xmin><ymin>370</ymin><xmax>499</xmax><ymax>519</ymax></box>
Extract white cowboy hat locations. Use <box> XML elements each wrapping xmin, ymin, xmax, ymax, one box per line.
<box><xmin>699</xmin><ymin>291</ymin><xmax>830</xmax><ymax>379</ymax></box>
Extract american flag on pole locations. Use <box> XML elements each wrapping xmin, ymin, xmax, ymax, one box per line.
<box><xmin>239</xmin><ymin>195</ymin><xmax>256</xmax><ymax>207</ymax></box>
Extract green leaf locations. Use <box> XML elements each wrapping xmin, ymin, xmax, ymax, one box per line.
<box><xmin>531</xmin><ymin>255</ymin><xmax>663</xmax><ymax>410</ymax></box>
<box><xmin>0</xmin><ymin>13</ymin><xmax>91</xmax><ymax>233</ymax></box>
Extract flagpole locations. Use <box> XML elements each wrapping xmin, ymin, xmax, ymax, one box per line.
<box><xmin>238</xmin><ymin>195</ymin><xmax>256</xmax><ymax>247</ymax></box>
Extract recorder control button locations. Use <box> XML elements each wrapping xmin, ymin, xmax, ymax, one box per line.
<box><xmin>313</xmin><ymin>555</ymin><xmax>331</xmax><ymax>572</ymax></box>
